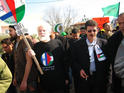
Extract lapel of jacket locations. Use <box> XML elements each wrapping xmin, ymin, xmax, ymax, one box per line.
<box><xmin>80</xmin><ymin>38</ymin><xmax>90</xmax><ymax>68</ymax></box>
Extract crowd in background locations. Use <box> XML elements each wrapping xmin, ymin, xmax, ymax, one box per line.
<box><xmin>0</xmin><ymin>13</ymin><xmax>124</xmax><ymax>93</ymax></box>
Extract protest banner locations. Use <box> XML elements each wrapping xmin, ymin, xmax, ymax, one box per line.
<box><xmin>92</xmin><ymin>17</ymin><xmax>109</xmax><ymax>29</ymax></box>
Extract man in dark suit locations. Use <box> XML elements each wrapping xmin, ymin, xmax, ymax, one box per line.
<box><xmin>107</xmin><ymin>13</ymin><xmax>124</xmax><ymax>93</ymax></box>
<box><xmin>70</xmin><ymin>20</ymin><xmax>109</xmax><ymax>93</ymax></box>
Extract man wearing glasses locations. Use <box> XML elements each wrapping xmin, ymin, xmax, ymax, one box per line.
<box><xmin>70</xmin><ymin>20</ymin><xmax>109</xmax><ymax>93</ymax></box>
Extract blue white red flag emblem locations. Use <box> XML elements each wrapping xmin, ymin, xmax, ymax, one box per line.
<box><xmin>41</xmin><ymin>52</ymin><xmax>54</xmax><ymax>66</ymax></box>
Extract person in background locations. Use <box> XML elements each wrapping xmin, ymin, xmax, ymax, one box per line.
<box><xmin>68</xmin><ymin>28</ymin><xmax>81</xmax><ymax>93</ymax></box>
<box><xmin>97</xmin><ymin>23</ymin><xmax>113</xmax><ymax>39</ymax></box>
<box><xmin>50</xmin><ymin>28</ymin><xmax>71</xmax><ymax>93</ymax></box>
<box><xmin>71</xmin><ymin>28</ymin><xmax>81</xmax><ymax>40</ymax></box>
<box><xmin>103</xmin><ymin>23</ymin><xmax>113</xmax><ymax>38</ymax></box>
<box><xmin>79</xmin><ymin>27</ymin><xmax>86</xmax><ymax>38</ymax></box>
<box><xmin>60</xmin><ymin>32</ymin><xmax>67</xmax><ymax>38</ymax></box>
<box><xmin>106</xmin><ymin>13</ymin><xmax>124</xmax><ymax>93</ymax></box>
<box><xmin>1</xmin><ymin>38</ymin><xmax>17</xmax><ymax>93</ymax></box>
<box><xmin>0</xmin><ymin>57</ymin><xmax>12</xmax><ymax>93</ymax></box>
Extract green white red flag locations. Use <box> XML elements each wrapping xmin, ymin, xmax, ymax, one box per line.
<box><xmin>0</xmin><ymin>0</ymin><xmax>25</xmax><ymax>24</ymax></box>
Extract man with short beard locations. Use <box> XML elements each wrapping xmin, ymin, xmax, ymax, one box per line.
<box><xmin>8</xmin><ymin>25</ymin><xmax>38</xmax><ymax>93</ymax></box>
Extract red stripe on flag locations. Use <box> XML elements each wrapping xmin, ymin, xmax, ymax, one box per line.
<box><xmin>6</xmin><ymin>0</ymin><xmax>17</xmax><ymax>22</ymax></box>
<box><xmin>47</xmin><ymin>53</ymin><xmax>51</xmax><ymax>65</ymax></box>
<box><xmin>97</xmin><ymin>54</ymin><xmax>100</xmax><ymax>58</ymax></box>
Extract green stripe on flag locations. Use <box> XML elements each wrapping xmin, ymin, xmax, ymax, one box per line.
<box><xmin>16</xmin><ymin>4</ymin><xmax>25</xmax><ymax>23</ymax></box>
<box><xmin>100</xmin><ymin>55</ymin><xmax>104</xmax><ymax>58</ymax></box>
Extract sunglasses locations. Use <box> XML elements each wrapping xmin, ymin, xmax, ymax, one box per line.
<box><xmin>87</xmin><ymin>30</ymin><xmax>97</xmax><ymax>33</ymax></box>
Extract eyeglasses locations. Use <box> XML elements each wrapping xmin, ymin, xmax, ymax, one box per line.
<box><xmin>87</xmin><ymin>30</ymin><xmax>97</xmax><ymax>33</ymax></box>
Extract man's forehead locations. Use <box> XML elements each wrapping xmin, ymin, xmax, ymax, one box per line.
<box><xmin>87</xmin><ymin>26</ymin><xmax>97</xmax><ymax>29</ymax></box>
<box><xmin>9</xmin><ymin>27</ymin><xmax>16</xmax><ymax>31</ymax></box>
<box><xmin>39</xmin><ymin>26</ymin><xmax>44</xmax><ymax>30</ymax></box>
<box><xmin>118</xmin><ymin>17</ymin><xmax>124</xmax><ymax>23</ymax></box>
<box><xmin>118</xmin><ymin>14</ymin><xmax>124</xmax><ymax>20</ymax></box>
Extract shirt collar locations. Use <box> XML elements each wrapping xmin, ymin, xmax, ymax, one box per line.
<box><xmin>86</xmin><ymin>38</ymin><xmax>97</xmax><ymax>46</ymax></box>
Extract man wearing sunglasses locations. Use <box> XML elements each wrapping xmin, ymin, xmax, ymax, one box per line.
<box><xmin>71</xmin><ymin>20</ymin><xmax>109</xmax><ymax>93</ymax></box>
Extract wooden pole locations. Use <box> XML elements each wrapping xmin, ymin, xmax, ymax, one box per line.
<box><xmin>16</xmin><ymin>23</ymin><xmax>43</xmax><ymax>75</ymax></box>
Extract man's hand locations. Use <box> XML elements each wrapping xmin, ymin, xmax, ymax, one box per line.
<box><xmin>65</xmin><ymin>80</ymin><xmax>69</xmax><ymax>85</ymax></box>
<box><xmin>13</xmin><ymin>78</ymin><xmax>17</xmax><ymax>86</ymax></box>
<box><xmin>28</xmin><ymin>49</ymin><xmax>35</xmax><ymax>57</ymax></box>
<box><xmin>80</xmin><ymin>69</ymin><xmax>88</xmax><ymax>79</ymax></box>
<box><xmin>19</xmin><ymin>80</ymin><xmax>27</xmax><ymax>91</ymax></box>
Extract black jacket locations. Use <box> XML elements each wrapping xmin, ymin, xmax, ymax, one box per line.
<box><xmin>107</xmin><ymin>31</ymin><xmax>123</xmax><ymax>66</ymax></box>
<box><xmin>70</xmin><ymin>37</ymin><xmax>109</xmax><ymax>83</ymax></box>
<box><xmin>106</xmin><ymin>31</ymin><xmax>124</xmax><ymax>93</ymax></box>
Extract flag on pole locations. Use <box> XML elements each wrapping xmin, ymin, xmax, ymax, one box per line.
<box><xmin>0</xmin><ymin>0</ymin><xmax>25</xmax><ymax>24</ymax></box>
<box><xmin>102</xmin><ymin>2</ymin><xmax>120</xmax><ymax>17</ymax></box>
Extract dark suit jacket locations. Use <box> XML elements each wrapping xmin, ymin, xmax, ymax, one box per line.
<box><xmin>106</xmin><ymin>31</ymin><xmax>123</xmax><ymax>93</ymax></box>
<box><xmin>107</xmin><ymin>31</ymin><xmax>123</xmax><ymax>67</ymax></box>
<box><xmin>70</xmin><ymin>37</ymin><xmax>109</xmax><ymax>84</ymax></box>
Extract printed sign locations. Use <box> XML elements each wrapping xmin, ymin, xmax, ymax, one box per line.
<box><xmin>92</xmin><ymin>17</ymin><xmax>109</xmax><ymax>29</ymax></box>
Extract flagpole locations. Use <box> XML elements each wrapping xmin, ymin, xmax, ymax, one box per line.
<box><xmin>118</xmin><ymin>2</ymin><xmax>120</xmax><ymax>16</ymax></box>
<box><xmin>16</xmin><ymin>23</ymin><xmax>44</xmax><ymax>75</ymax></box>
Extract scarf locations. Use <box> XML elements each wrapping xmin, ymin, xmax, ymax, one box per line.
<box><xmin>86</xmin><ymin>38</ymin><xmax>106</xmax><ymax>62</ymax></box>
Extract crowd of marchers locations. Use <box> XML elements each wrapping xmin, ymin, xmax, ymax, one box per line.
<box><xmin>0</xmin><ymin>13</ymin><xmax>124</xmax><ymax>93</ymax></box>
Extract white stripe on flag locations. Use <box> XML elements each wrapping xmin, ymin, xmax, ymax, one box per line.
<box><xmin>42</xmin><ymin>53</ymin><xmax>46</xmax><ymax>66</ymax></box>
<box><xmin>0</xmin><ymin>0</ymin><xmax>16</xmax><ymax>23</ymax></box>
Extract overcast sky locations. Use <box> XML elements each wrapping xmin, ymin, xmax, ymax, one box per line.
<box><xmin>21</xmin><ymin>0</ymin><xmax>124</xmax><ymax>34</ymax></box>
<box><xmin>1</xmin><ymin>0</ymin><xmax>123</xmax><ymax>34</ymax></box>
<box><xmin>25</xmin><ymin>0</ymin><xmax>124</xmax><ymax>17</ymax></box>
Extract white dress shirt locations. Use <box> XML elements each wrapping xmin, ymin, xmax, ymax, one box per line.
<box><xmin>86</xmin><ymin>38</ymin><xmax>97</xmax><ymax>72</ymax></box>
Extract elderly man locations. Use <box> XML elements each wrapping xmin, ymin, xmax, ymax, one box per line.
<box><xmin>29</xmin><ymin>24</ymin><xmax>69</xmax><ymax>93</ymax></box>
